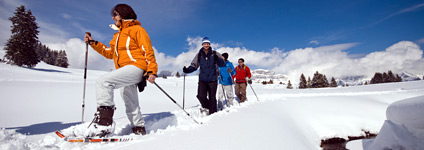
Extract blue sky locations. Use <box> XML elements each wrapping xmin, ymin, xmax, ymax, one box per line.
<box><xmin>2</xmin><ymin>0</ymin><xmax>424</xmax><ymax>55</ymax></box>
<box><xmin>1</xmin><ymin>0</ymin><xmax>424</xmax><ymax>80</ymax></box>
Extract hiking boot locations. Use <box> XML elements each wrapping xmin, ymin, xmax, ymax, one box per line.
<box><xmin>200</xmin><ymin>108</ymin><xmax>210</xmax><ymax>116</ymax></box>
<box><xmin>132</xmin><ymin>126</ymin><xmax>146</xmax><ymax>135</ymax></box>
<box><xmin>85</xmin><ymin>106</ymin><xmax>116</xmax><ymax>137</ymax></box>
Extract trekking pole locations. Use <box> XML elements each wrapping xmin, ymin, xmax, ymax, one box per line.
<box><xmin>183</xmin><ymin>73</ymin><xmax>186</xmax><ymax>109</ymax></box>
<box><xmin>248</xmin><ymin>83</ymin><xmax>260</xmax><ymax>102</ymax></box>
<box><xmin>218</xmin><ymin>72</ymin><xmax>229</xmax><ymax>109</ymax></box>
<box><xmin>154</xmin><ymin>82</ymin><xmax>202</xmax><ymax>124</ymax></box>
<box><xmin>81</xmin><ymin>32</ymin><xmax>91</xmax><ymax>123</ymax></box>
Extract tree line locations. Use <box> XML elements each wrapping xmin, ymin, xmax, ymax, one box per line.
<box><xmin>2</xmin><ymin>5</ymin><xmax>69</xmax><ymax>68</ymax></box>
<box><xmin>294</xmin><ymin>70</ymin><xmax>403</xmax><ymax>89</ymax></box>
<box><xmin>297</xmin><ymin>71</ymin><xmax>338</xmax><ymax>89</ymax></box>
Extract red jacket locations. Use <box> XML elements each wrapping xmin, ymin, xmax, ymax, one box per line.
<box><xmin>234</xmin><ymin>65</ymin><xmax>251</xmax><ymax>83</ymax></box>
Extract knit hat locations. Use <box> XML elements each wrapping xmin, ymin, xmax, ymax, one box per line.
<box><xmin>202</xmin><ymin>37</ymin><xmax>210</xmax><ymax>45</ymax></box>
<box><xmin>222</xmin><ymin>53</ymin><xmax>229</xmax><ymax>60</ymax></box>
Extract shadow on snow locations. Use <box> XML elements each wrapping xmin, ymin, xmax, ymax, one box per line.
<box><xmin>6</xmin><ymin>122</ymin><xmax>81</xmax><ymax>135</ymax></box>
<box><xmin>6</xmin><ymin>112</ymin><xmax>177</xmax><ymax>135</ymax></box>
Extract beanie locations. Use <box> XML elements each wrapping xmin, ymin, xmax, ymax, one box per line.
<box><xmin>202</xmin><ymin>37</ymin><xmax>210</xmax><ymax>45</ymax></box>
<box><xmin>222</xmin><ymin>53</ymin><xmax>229</xmax><ymax>60</ymax></box>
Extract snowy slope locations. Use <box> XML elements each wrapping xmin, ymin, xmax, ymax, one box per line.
<box><xmin>1</xmin><ymin>62</ymin><xmax>424</xmax><ymax>150</ymax></box>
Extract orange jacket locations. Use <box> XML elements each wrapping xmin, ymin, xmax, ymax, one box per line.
<box><xmin>90</xmin><ymin>19</ymin><xmax>158</xmax><ymax>75</ymax></box>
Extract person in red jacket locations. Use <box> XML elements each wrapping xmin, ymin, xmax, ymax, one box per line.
<box><xmin>233</xmin><ymin>58</ymin><xmax>252</xmax><ymax>103</ymax></box>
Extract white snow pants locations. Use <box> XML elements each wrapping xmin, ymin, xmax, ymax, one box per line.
<box><xmin>217</xmin><ymin>84</ymin><xmax>234</xmax><ymax>109</ymax></box>
<box><xmin>96</xmin><ymin>65</ymin><xmax>145</xmax><ymax>127</ymax></box>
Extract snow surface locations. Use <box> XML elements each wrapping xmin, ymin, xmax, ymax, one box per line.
<box><xmin>1</xmin><ymin>62</ymin><xmax>424</xmax><ymax>150</ymax></box>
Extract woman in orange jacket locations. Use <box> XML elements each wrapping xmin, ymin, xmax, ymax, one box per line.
<box><xmin>84</xmin><ymin>4</ymin><xmax>157</xmax><ymax>137</ymax></box>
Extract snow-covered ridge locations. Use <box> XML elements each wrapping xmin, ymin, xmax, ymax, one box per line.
<box><xmin>1</xmin><ymin>62</ymin><xmax>424</xmax><ymax>149</ymax></box>
<box><xmin>251</xmin><ymin>69</ymin><xmax>288</xmax><ymax>83</ymax></box>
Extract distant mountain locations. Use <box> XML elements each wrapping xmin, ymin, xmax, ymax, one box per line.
<box><xmin>160</xmin><ymin>68</ymin><xmax>422</xmax><ymax>85</ymax></box>
<box><xmin>251</xmin><ymin>69</ymin><xmax>288</xmax><ymax>84</ymax></box>
<box><xmin>399</xmin><ymin>71</ymin><xmax>422</xmax><ymax>81</ymax></box>
<box><xmin>336</xmin><ymin>75</ymin><xmax>369</xmax><ymax>86</ymax></box>
<box><xmin>251</xmin><ymin>69</ymin><xmax>423</xmax><ymax>86</ymax></box>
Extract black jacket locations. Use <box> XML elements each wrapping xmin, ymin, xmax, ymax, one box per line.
<box><xmin>186</xmin><ymin>48</ymin><xmax>225</xmax><ymax>82</ymax></box>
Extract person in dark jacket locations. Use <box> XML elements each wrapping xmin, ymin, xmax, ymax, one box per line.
<box><xmin>183</xmin><ymin>37</ymin><xmax>225</xmax><ymax>115</ymax></box>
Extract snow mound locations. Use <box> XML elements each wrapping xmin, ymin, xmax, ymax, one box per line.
<box><xmin>360</xmin><ymin>95</ymin><xmax>424</xmax><ymax>150</ymax></box>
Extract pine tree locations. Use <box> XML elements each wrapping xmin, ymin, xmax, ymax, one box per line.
<box><xmin>55</xmin><ymin>50</ymin><xmax>69</xmax><ymax>68</ymax></box>
<box><xmin>395</xmin><ymin>74</ymin><xmax>402</xmax><ymax>82</ymax></box>
<box><xmin>370</xmin><ymin>72</ymin><xmax>383</xmax><ymax>84</ymax></box>
<box><xmin>299</xmin><ymin>73</ymin><xmax>307</xmax><ymax>89</ymax></box>
<box><xmin>330</xmin><ymin>77</ymin><xmax>338</xmax><ymax>87</ymax></box>
<box><xmin>162</xmin><ymin>74</ymin><xmax>167</xmax><ymax>79</ymax></box>
<box><xmin>4</xmin><ymin>5</ymin><xmax>40</xmax><ymax>67</ymax></box>
<box><xmin>175</xmin><ymin>72</ymin><xmax>181</xmax><ymax>78</ymax></box>
<box><xmin>382</xmin><ymin>72</ymin><xmax>389</xmax><ymax>83</ymax></box>
<box><xmin>307</xmin><ymin>76</ymin><xmax>312</xmax><ymax>88</ymax></box>
<box><xmin>35</xmin><ymin>43</ymin><xmax>50</xmax><ymax>62</ymax></box>
<box><xmin>323</xmin><ymin>75</ymin><xmax>329</xmax><ymax>87</ymax></box>
<box><xmin>387</xmin><ymin>70</ymin><xmax>396</xmax><ymax>82</ymax></box>
<box><xmin>287</xmin><ymin>80</ymin><xmax>293</xmax><ymax>89</ymax></box>
<box><xmin>312</xmin><ymin>71</ymin><xmax>329</xmax><ymax>88</ymax></box>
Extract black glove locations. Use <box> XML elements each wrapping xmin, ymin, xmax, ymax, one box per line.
<box><xmin>183</xmin><ymin>66</ymin><xmax>188</xmax><ymax>73</ymax></box>
<box><xmin>248</xmin><ymin>79</ymin><xmax>252</xmax><ymax>84</ymax></box>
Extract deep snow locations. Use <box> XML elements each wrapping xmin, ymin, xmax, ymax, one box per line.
<box><xmin>1</xmin><ymin>62</ymin><xmax>423</xmax><ymax>150</ymax></box>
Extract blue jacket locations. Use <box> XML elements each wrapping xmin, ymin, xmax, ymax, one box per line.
<box><xmin>218</xmin><ymin>60</ymin><xmax>236</xmax><ymax>85</ymax></box>
<box><xmin>186</xmin><ymin>48</ymin><xmax>225</xmax><ymax>82</ymax></box>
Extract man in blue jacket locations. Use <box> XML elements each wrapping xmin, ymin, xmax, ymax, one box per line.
<box><xmin>217</xmin><ymin>53</ymin><xmax>236</xmax><ymax>110</ymax></box>
<box><xmin>183</xmin><ymin>37</ymin><xmax>225</xmax><ymax>115</ymax></box>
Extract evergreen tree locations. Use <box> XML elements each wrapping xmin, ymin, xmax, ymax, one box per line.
<box><xmin>35</xmin><ymin>43</ymin><xmax>49</xmax><ymax>62</ymax></box>
<box><xmin>55</xmin><ymin>50</ymin><xmax>69</xmax><ymax>68</ymax></box>
<box><xmin>4</xmin><ymin>5</ymin><xmax>40</xmax><ymax>67</ymax></box>
<box><xmin>370</xmin><ymin>72</ymin><xmax>383</xmax><ymax>84</ymax></box>
<box><xmin>175</xmin><ymin>72</ymin><xmax>181</xmax><ymax>78</ymax></box>
<box><xmin>396</xmin><ymin>74</ymin><xmax>402</xmax><ymax>82</ymax></box>
<box><xmin>299</xmin><ymin>73</ymin><xmax>307</xmax><ymax>89</ymax></box>
<box><xmin>330</xmin><ymin>77</ymin><xmax>338</xmax><ymax>87</ymax></box>
<box><xmin>162</xmin><ymin>74</ymin><xmax>167</xmax><ymax>79</ymax></box>
<box><xmin>287</xmin><ymin>80</ymin><xmax>293</xmax><ymax>89</ymax></box>
<box><xmin>311</xmin><ymin>71</ymin><xmax>329</xmax><ymax>88</ymax></box>
<box><xmin>307</xmin><ymin>76</ymin><xmax>312</xmax><ymax>88</ymax></box>
<box><xmin>45</xmin><ymin>50</ymin><xmax>59</xmax><ymax>65</ymax></box>
<box><xmin>382</xmin><ymin>72</ymin><xmax>389</xmax><ymax>83</ymax></box>
<box><xmin>323</xmin><ymin>75</ymin><xmax>330</xmax><ymax>87</ymax></box>
<box><xmin>387</xmin><ymin>70</ymin><xmax>396</xmax><ymax>82</ymax></box>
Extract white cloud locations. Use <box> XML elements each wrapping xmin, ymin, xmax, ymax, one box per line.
<box><xmin>43</xmin><ymin>36</ymin><xmax>424</xmax><ymax>86</ymax></box>
<box><xmin>61</xmin><ymin>13</ymin><xmax>72</xmax><ymax>19</ymax></box>
<box><xmin>45</xmin><ymin>38</ymin><xmax>114</xmax><ymax>71</ymax></box>
<box><xmin>273</xmin><ymin>41</ymin><xmax>424</xmax><ymax>84</ymax></box>
<box><xmin>309</xmin><ymin>40</ymin><xmax>319</xmax><ymax>45</ymax></box>
<box><xmin>365</xmin><ymin>2</ymin><xmax>424</xmax><ymax>28</ymax></box>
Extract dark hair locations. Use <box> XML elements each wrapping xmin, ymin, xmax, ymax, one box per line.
<box><xmin>222</xmin><ymin>53</ymin><xmax>229</xmax><ymax>60</ymax></box>
<box><xmin>238</xmin><ymin>58</ymin><xmax>244</xmax><ymax>62</ymax></box>
<box><xmin>111</xmin><ymin>4</ymin><xmax>137</xmax><ymax>20</ymax></box>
